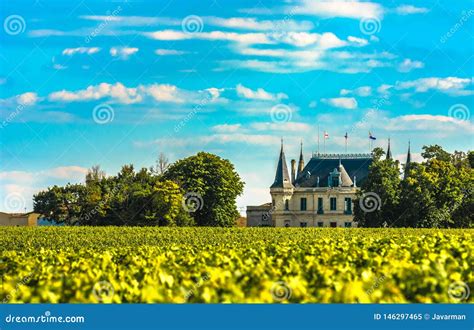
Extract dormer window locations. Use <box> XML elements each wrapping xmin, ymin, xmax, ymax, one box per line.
<box><xmin>328</xmin><ymin>168</ymin><xmax>341</xmax><ymax>187</ymax></box>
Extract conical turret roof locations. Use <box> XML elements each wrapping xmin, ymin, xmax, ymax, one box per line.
<box><xmin>270</xmin><ymin>140</ymin><xmax>293</xmax><ymax>188</ymax></box>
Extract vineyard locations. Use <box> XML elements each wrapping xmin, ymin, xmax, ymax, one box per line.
<box><xmin>1</xmin><ymin>227</ymin><xmax>472</xmax><ymax>303</ymax></box>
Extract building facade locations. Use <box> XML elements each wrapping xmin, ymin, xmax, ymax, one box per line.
<box><xmin>0</xmin><ymin>212</ymin><xmax>39</xmax><ymax>226</ymax></box>
<box><xmin>247</xmin><ymin>141</ymin><xmax>376</xmax><ymax>227</ymax></box>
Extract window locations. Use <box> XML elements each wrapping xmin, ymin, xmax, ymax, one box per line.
<box><xmin>344</xmin><ymin>222</ymin><xmax>352</xmax><ymax>228</ymax></box>
<box><xmin>300</xmin><ymin>222</ymin><xmax>307</xmax><ymax>227</ymax></box>
<box><xmin>344</xmin><ymin>197</ymin><xmax>352</xmax><ymax>214</ymax></box>
<box><xmin>330</xmin><ymin>197</ymin><xmax>337</xmax><ymax>211</ymax></box>
<box><xmin>284</xmin><ymin>220</ymin><xmax>290</xmax><ymax>227</ymax></box>
<box><xmin>317</xmin><ymin>221</ymin><xmax>324</xmax><ymax>227</ymax></box>
<box><xmin>332</xmin><ymin>177</ymin><xmax>339</xmax><ymax>187</ymax></box>
<box><xmin>284</xmin><ymin>200</ymin><xmax>289</xmax><ymax>211</ymax></box>
<box><xmin>300</xmin><ymin>198</ymin><xmax>307</xmax><ymax>211</ymax></box>
<box><xmin>330</xmin><ymin>222</ymin><xmax>337</xmax><ymax>227</ymax></box>
<box><xmin>317</xmin><ymin>197</ymin><xmax>324</xmax><ymax>214</ymax></box>
<box><xmin>261</xmin><ymin>213</ymin><xmax>269</xmax><ymax>222</ymax></box>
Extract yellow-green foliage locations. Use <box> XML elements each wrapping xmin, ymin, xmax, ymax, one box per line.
<box><xmin>1</xmin><ymin>227</ymin><xmax>472</xmax><ymax>303</ymax></box>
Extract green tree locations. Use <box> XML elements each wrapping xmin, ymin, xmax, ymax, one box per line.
<box><xmin>33</xmin><ymin>184</ymin><xmax>86</xmax><ymax>225</ymax></box>
<box><xmin>163</xmin><ymin>152</ymin><xmax>244</xmax><ymax>226</ymax></box>
<box><xmin>354</xmin><ymin>147</ymin><xmax>401</xmax><ymax>227</ymax></box>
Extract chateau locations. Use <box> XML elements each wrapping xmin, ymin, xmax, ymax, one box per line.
<box><xmin>247</xmin><ymin>140</ymin><xmax>404</xmax><ymax>227</ymax></box>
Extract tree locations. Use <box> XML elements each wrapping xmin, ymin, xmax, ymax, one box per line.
<box><xmin>33</xmin><ymin>184</ymin><xmax>86</xmax><ymax>225</ymax></box>
<box><xmin>34</xmin><ymin>165</ymin><xmax>193</xmax><ymax>226</ymax></box>
<box><xmin>86</xmin><ymin>165</ymin><xmax>106</xmax><ymax>183</ymax></box>
<box><xmin>353</xmin><ymin>147</ymin><xmax>401</xmax><ymax>227</ymax></box>
<box><xmin>163</xmin><ymin>152</ymin><xmax>244</xmax><ymax>226</ymax></box>
<box><xmin>397</xmin><ymin>147</ymin><xmax>473</xmax><ymax>228</ymax></box>
<box><xmin>151</xmin><ymin>152</ymin><xmax>170</xmax><ymax>175</ymax></box>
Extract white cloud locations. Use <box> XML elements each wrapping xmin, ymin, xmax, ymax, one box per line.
<box><xmin>145</xmin><ymin>84</ymin><xmax>183</xmax><ymax>103</ymax></box>
<box><xmin>386</xmin><ymin>114</ymin><xmax>473</xmax><ymax>132</ymax></box>
<box><xmin>47</xmin><ymin>82</ymin><xmax>218</xmax><ymax>105</ymax></box>
<box><xmin>110</xmin><ymin>47</ymin><xmax>139</xmax><ymax>59</ymax></box>
<box><xmin>292</xmin><ymin>0</ymin><xmax>384</xmax><ymax>19</ymax></box>
<box><xmin>322</xmin><ymin>97</ymin><xmax>358</xmax><ymax>109</ymax></box>
<box><xmin>236</xmin><ymin>84</ymin><xmax>287</xmax><ymax>101</ymax></box>
<box><xmin>395</xmin><ymin>77</ymin><xmax>473</xmax><ymax>96</ymax></box>
<box><xmin>340</xmin><ymin>86</ymin><xmax>372</xmax><ymax>97</ymax></box>
<box><xmin>155</xmin><ymin>49</ymin><xmax>187</xmax><ymax>56</ymax></box>
<box><xmin>398</xmin><ymin>59</ymin><xmax>424</xmax><ymax>72</ymax></box>
<box><xmin>395</xmin><ymin>5</ymin><xmax>429</xmax><ymax>15</ymax></box>
<box><xmin>49</xmin><ymin>82</ymin><xmax>142</xmax><ymax>104</ymax></box>
<box><xmin>146</xmin><ymin>30</ymin><xmax>272</xmax><ymax>44</ymax></box>
<box><xmin>0</xmin><ymin>166</ymin><xmax>88</xmax><ymax>212</ymax></box>
<box><xmin>212</xmin><ymin>124</ymin><xmax>242</xmax><ymax>133</ymax></box>
<box><xmin>17</xmin><ymin>92</ymin><xmax>38</xmax><ymax>105</ymax></box>
<box><xmin>62</xmin><ymin>47</ymin><xmax>100</xmax><ymax>56</ymax></box>
<box><xmin>250</xmin><ymin>122</ymin><xmax>311</xmax><ymax>132</ymax></box>
<box><xmin>205</xmin><ymin>17</ymin><xmax>314</xmax><ymax>31</ymax></box>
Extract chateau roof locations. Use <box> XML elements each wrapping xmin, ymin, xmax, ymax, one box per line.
<box><xmin>270</xmin><ymin>142</ymin><xmax>293</xmax><ymax>188</ymax></box>
<box><xmin>294</xmin><ymin>155</ymin><xmax>372</xmax><ymax>188</ymax></box>
<box><xmin>339</xmin><ymin>163</ymin><xmax>353</xmax><ymax>187</ymax></box>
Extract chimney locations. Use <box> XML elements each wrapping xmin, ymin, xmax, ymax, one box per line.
<box><xmin>353</xmin><ymin>176</ymin><xmax>357</xmax><ymax>187</ymax></box>
<box><xmin>291</xmin><ymin>159</ymin><xmax>296</xmax><ymax>184</ymax></box>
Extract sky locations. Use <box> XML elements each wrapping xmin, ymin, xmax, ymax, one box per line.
<box><xmin>0</xmin><ymin>0</ymin><xmax>473</xmax><ymax>214</ymax></box>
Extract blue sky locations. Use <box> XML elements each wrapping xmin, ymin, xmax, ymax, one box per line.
<box><xmin>1</xmin><ymin>0</ymin><xmax>473</xmax><ymax>213</ymax></box>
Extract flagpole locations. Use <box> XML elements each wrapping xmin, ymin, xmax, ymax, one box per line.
<box><xmin>317</xmin><ymin>125</ymin><xmax>320</xmax><ymax>155</ymax></box>
<box><xmin>345</xmin><ymin>134</ymin><xmax>347</xmax><ymax>154</ymax></box>
<box><xmin>323</xmin><ymin>130</ymin><xmax>326</xmax><ymax>154</ymax></box>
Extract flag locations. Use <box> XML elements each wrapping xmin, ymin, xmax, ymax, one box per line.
<box><xmin>369</xmin><ymin>132</ymin><xmax>376</xmax><ymax>140</ymax></box>
<box><xmin>324</xmin><ymin>131</ymin><xmax>329</xmax><ymax>139</ymax></box>
<box><xmin>344</xmin><ymin>132</ymin><xmax>348</xmax><ymax>139</ymax></box>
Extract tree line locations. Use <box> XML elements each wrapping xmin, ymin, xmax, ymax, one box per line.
<box><xmin>33</xmin><ymin>152</ymin><xmax>244</xmax><ymax>226</ymax></box>
<box><xmin>354</xmin><ymin>145</ymin><xmax>473</xmax><ymax>228</ymax></box>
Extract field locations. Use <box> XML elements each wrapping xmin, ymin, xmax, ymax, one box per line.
<box><xmin>1</xmin><ymin>227</ymin><xmax>472</xmax><ymax>303</ymax></box>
